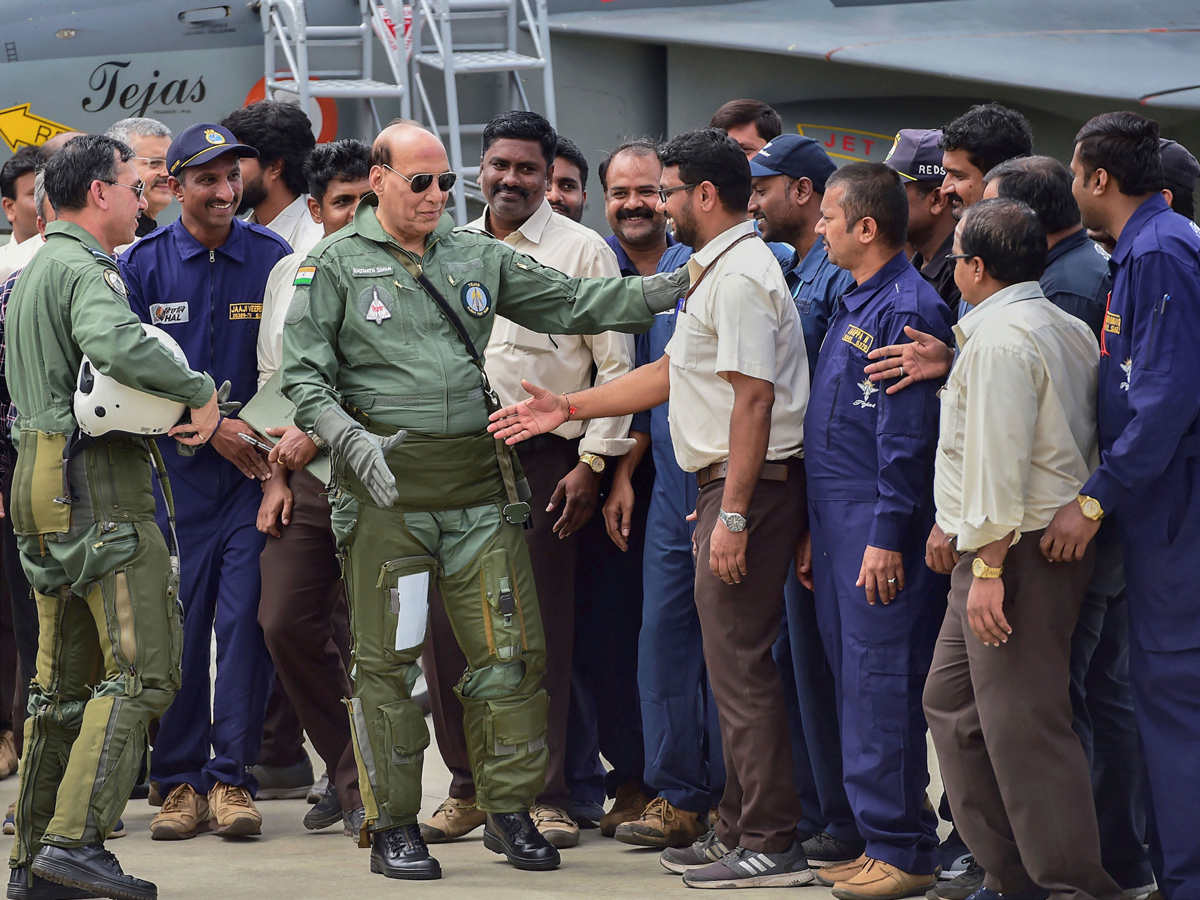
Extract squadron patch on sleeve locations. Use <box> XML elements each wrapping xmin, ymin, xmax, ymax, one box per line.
<box><xmin>103</xmin><ymin>268</ymin><xmax>128</xmax><ymax>299</ymax></box>
<box><xmin>461</xmin><ymin>281</ymin><xmax>491</xmax><ymax>318</ymax></box>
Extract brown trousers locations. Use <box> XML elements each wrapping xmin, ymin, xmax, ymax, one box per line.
<box><xmin>694</xmin><ymin>457</ymin><xmax>806</xmax><ymax>854</ymax></box>
<box><xmin>257</xmin><ymin>470</ymin><xmax>361</xmax><ymax>811</ymax></box>
<box><xmin>425</xmin><ymin>435</ymin><xmax>579</xmax><ymax>805</ymax></box>
<box><xmin>924</xmin><ymin>532</ymin><xmax>1121</xmax><ymax>900</ymax></box>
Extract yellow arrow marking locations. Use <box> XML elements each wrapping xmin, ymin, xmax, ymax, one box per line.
<box><xmin>0</xmin><ymin>104</ymin><xmax>73</xmax><ymax>153</ymax></box>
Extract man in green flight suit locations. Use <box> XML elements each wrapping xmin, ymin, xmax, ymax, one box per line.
<box><xmin>5</xmin><ymin>135</ymin><xmax>219</xmax><ymax>900</ymax></box>
<box><xmin>277</xmin><ymin>121</ymin><xmax>685</xmax><ymax>880</ymax></box>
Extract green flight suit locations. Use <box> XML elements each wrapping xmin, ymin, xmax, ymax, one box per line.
<box><xmin>280</xmin><ymin>197</ymin><xmax>680</xmax><ymax>831</ymax></box>
<box><xmin>4</xmin><ymin>221</ymin><xmax>214</xmax><ymax>866</ymax></box>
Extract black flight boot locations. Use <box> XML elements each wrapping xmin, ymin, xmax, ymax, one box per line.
<box><xmin>7</xmin><ymin>866</ymin><xmax>98</xmax><ymax>900</ymax></box>
<box><xmin>30</xmin><ymin>845</ymin><xmax>154</xmax><ymax>900</ymax></box>
<box><xmin>368</xmin><ymin>824</ymin><xmax>442</xmax><ymax>880</ymax></box>
<box><xmin>483</xmin><ymin>812</ymin><xmax>561</xmax><ymax>871</ymax></box>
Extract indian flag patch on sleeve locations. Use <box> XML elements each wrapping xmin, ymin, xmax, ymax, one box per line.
<box><xmin>293</xmin><ymin>265</ymin><xmax>316</xmax><ymax>286</ymax></box>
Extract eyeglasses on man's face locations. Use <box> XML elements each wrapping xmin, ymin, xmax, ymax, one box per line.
<box><xmin>134</xmin><ymin>157</ymin><xmax>168</xmax><ymax>173</ymax></box>
<box><xmin>103</xmin><ymin>179</ymin><xmax>146</xmax><ymax>200</ymax></box>
<box><xmin>382</xmin><ymin>165</ymin><xmax>457</xmax><ymax>193</ymax></box>
<box><xmin>657</xmin><ymin>183</ymin><xmax>699</xmax><ymax>204</ymax></box>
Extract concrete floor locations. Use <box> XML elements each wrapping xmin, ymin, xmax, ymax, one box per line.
<box><xmin>0</xmin><ymin>726</ymin><xmax>949</xmax><ymax>899</ymax></box>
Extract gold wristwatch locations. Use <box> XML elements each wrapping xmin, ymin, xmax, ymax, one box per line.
<box><xmin>971</xmin><ymin>558</ymin><xmax>1004</xmax><ymax>579</ymax></box>
<box><xmin>1077</xmin><ymin>494</ymin><xmax>1105</xmax><ymax>521</ymax></box>
<box><xmin>579</xmin><ymin>452</ymin><xmax>606</xmax><ymax>474</ymax></box>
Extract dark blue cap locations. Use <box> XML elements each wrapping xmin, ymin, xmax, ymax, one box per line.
<box><xmin>884</xmin><ymin>129</ymin><xmax>945</xmax><ymax>183</ymax></box>
<box><xmin>1161</xmin><ymin>138</ymin><xmax>1199</xmax><ymax>191</ymax></box>
<box><xmin>167</xmin><ymin>123</ymin><xmax>257</xmax><ymax>177</ymax></box>
<box><xmin>749</xmin><ymin>135</ymin><xmax>837</xmax><ymax>192</ymax></box>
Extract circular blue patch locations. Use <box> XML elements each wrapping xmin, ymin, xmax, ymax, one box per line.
<box><xmin>461</xmin><ymin>280</ymin><xmax>491</xmax><ymax>318</ymax></box>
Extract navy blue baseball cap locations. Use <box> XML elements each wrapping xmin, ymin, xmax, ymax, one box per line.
<box><xmin>167</xmin><ymin>123</ymin><xmax>257</xmax><ymax>177</ymax></box>
<box><xmin>1161</xmin><ymin>138</ymin><xmax>1200</xmax><ymax>192</ymax></box>
<box><xmin>749</xmin><ymin>135</ymin><xmax>837</xmax><ymax>192</ymax></box>
<box><xmin>885</xmin><ymin>129</ymin><xmax>946</xmax><ymax>183</ymax></box>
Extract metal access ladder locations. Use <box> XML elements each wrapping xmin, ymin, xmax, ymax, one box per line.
<box><xmin>259</xmin><ymin>0</ymin><xmax>411</xmax><ymax>136</ymax></box>
<box><xmin>410</xmin><ymin>0</ymin><xmax>556</xmax><ymax>223</ymax></box>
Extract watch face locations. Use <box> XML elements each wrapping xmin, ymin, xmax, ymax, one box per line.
<box><xmin>1082</xmin><ymin>497</ymin><xmax>1101</xmax><ymax>518</ymax></box>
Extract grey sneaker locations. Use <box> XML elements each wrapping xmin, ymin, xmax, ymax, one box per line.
<box><xmin>660</xmin><ymin>828</ymin><xmax>732</xmax><ymax>874</ymax></box>
<box><xmin>248</xmin><ymin>757</ymin><xmax>314</xmax><ymax>801</ymax></box>
<box><xmin>681</xmin><ymin>841</ymin><xmax>815</xmax><ymax>889</ymax></box>
<box><xmin>803</xmin><ymin>830</ymin><xmax>866</xmax><ymax>868</ymax></box>
<box><xmin>926</xmin><ymin>858</ymin><xmax>985</xmax><ymax>900</ymax></box>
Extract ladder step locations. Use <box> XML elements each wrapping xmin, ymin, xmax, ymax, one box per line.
<box><xmin>270</xmin><ymin>78</ymin><xmax>407</xmax><ymax>99</ymax></box>
<box><xmin>415</xmin><ymin>50</ymin><xmax>546</xmax><ymax>72</ymax></box>
<box><xmin>444</xmin><ymin>0</ymin><xmax>516</xmax><ymax>12</ymax></box>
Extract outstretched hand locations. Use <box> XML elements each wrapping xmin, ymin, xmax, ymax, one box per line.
<box><xmin>864</xmin><ymin>326</ymin><xmax>954</xmax><ymax>395</ymax></box>
<box><xmin>487</xmin><ymin>379</ymin><xmax>570</xmax><ymax>445</ymax></box>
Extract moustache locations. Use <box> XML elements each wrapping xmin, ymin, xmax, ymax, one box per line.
<box><xmin>616</xmin><ymin>209</ymin><xmax>653</xmax><ymax>220</ymax></box>
<box><xmin>490</xmin><ymin>183</ymin><xmax>530</xmax><ymax>200</ymax></box>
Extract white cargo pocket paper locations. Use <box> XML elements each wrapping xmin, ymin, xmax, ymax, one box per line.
<box><xmin>391</xmin><ymin>572</ymin><xmax>430</xmax><ymax>651</ymax></box>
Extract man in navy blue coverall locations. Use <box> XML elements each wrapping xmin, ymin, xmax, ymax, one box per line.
<box><xmin>801</xmin><ymin>163</ymin><xmax>951</xmax><ymax>900</ymax></box>
<box><xmin>120</xmin><ymin>123</ymin><xmax>290</xmax><ymax>840</ymax></box>
<box><xmin>1043</xmin><ymin>112</ymin><xmax>1200</xmax><ymax>900</ymax></box>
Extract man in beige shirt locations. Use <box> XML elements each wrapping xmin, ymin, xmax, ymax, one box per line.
<box><xmin>420</xmin><ymin>111</ymin><xmax>635</xmax><ymax>851</ymax></box>
<box><xmin>923</xmin><ymin>199</ymin><xmax>1121</xmax><ymax>900</ymax></box>
<box><xmin>488</xmin><ymin>128</ymin><xmax>815</xmax><ymax>890</ymax></box>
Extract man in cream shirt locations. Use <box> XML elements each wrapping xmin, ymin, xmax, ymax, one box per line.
<box><xmin>923</xmin><ymin>199</ymin><xmax>1121</xmax><ymax>900</ymax></box>
<box><xmin>419</xmin><ymin>110</ymin><xmax>634</xmax><ymax>851</ymax></box>
<box><xmin>487</xmin><ymin>127</ymin><xmax>813</xmax><ymax>890</ymax></box>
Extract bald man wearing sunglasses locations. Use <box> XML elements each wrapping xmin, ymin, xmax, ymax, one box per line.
<box><xmin>278</xmin><ymin>119</ymin><xmax>688</xmax><ymax>881</ymax></box>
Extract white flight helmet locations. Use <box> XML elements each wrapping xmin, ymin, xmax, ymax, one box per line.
<box><xmin>74</xmin><ymin>324</ymin><xmax>189</xmax><ymax>437</ymax></box>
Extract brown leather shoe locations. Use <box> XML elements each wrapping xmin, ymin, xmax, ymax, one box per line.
<box><xmin>208</xmin><ymin>782</ymin><xmax>262</xmax><ymax>836</ymax></box>
<box><xmin>419</xmin><ymin>796</ymin><xmax>486</xmax><ymax>843</ymax></box>
<box><xmin>530</xmin><ymin>804</ymin><xmax>580</xmax><ymax>849</ymax></box>
<box><xmin>598</xmin><ymin>783</ymin><xmax>651</xmax><ymax>837</ymax></box>
<box><xmin>0</xmin><ymin>730</ymin><xmax>17</xmax><ymax>779</ymax></box>
<box><xmin>151</xmin><ymin>784</ymin><xmax>213</xmax><ymax>840</ymax></box>
<box><xmin>613</xmin><ymin>796</ymin><xmax>707</xmax><ymax>849</ymax></box>
<box><xmin>831</xmin><ymin>858</ymin><xmax>937</xmax><ymax>900</ymax></box>
<box><xmin>816</xmin><ymin>852</ymin><xmax>869</xmax><ymax>886</ymax></box>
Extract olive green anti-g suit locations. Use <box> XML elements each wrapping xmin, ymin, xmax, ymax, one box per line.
<box><xmin>280</xmin><ymin>196</ymin><xmax>682</xmax><ymax>833</ymax></box>
<box><xmin>4</xmin><ymin>221</ymin><xmax>214</xmax><ymax>867</ymax></box>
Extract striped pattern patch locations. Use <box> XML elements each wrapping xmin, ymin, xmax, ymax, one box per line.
<box><xmin>737</xmin><ymin>854</ymin><xmax>778</xmax><ymax>875</ymax></box>
<box><xmin>293</xmin><ymin>266</ymin><xmax>316</xmax><ymax>286</ymax></box>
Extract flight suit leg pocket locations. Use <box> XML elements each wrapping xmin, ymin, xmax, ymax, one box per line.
<box><xmin>377</xmin><ymin>556</ymin><xmax>438</xmax><ymax>659</ymax></box>
<box><xmin>477</xmin><ymin>548</ymin><xmax>527</xmax><ymax>662</ymax></box>
<box><xmin>11</xmin><ymin>430</ymin><xmax>70</xmax><ymax>537</ymax></box>
<box><xmin>865</xmin><ymin>644</ymin><xmax>910</xmax><ymax>736</ymax></box>
<box><xmin>378</xmin><ymin>699</ymin><xmax>429</xmax><ymax>821</ymax></box>
<box><xmin>478</xmin><ymin>690</ymin><xmax>549</xmax><ymax>807</ymax></box>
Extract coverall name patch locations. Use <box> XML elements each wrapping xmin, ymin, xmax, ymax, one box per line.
<box><xmin>352</xmin><ymin>266</ymin><xmax>394</xmax><ymax>277</ymax></box>
<box><xmin>229</xmin><ymin>303</ymin><xmax>262</xmax><ymax>320</ymax></box>
<box><xmin>1104</xmin><ymin>311</ymin><xmax>1121</xmax><ymax>335</ymax></box>
<box><xmin>842</xmin><ymin>324</ymin><xmax>874</xmax><ymax>353</ymax></box>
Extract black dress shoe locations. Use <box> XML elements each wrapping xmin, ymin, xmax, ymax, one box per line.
<box><xmin>483</xmin><ymin>812</ymin><xmax>561</xmax><ymax>871</ymax></box>
<box><xmin>7</xmin><ymin>866</ymin><xmax>97</xmax><ymax>900</ymax></box>
<box><xmin>368</xmin><ymin>824</ymin><xmax>441</xmax><ymax>880</ymax></box>
<box><xmin>30</xmin><ymin>845</ymin><xmax>155</xmax><ymax>900</ymax></box>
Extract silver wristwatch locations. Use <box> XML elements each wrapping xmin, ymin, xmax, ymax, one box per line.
<box><xmin>718</xmin><ymin>509</ymin><xmax>747</xmax><ymax>533</ymax></box>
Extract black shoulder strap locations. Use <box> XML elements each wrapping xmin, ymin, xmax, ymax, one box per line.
<box><xmin>412</xmin><ymin>273</ymin><xmax>501</xmax><ymax>411</ymax></box>
<box><xmin>414</xmin><ymin>273</ymin><xmax>482</xmax><ymax>364</ymax></box>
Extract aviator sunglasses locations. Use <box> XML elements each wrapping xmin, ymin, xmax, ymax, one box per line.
<box><xmin>383</xmin><ymin>165</ymin><xmax>458</xmax><ymax>193</ymax></box>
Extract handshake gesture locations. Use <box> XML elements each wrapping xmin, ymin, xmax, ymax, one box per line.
<box><xmin>487</xmin><ymin>380</ymin><xmax>569</xmax><ymax>444</ymax></box>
